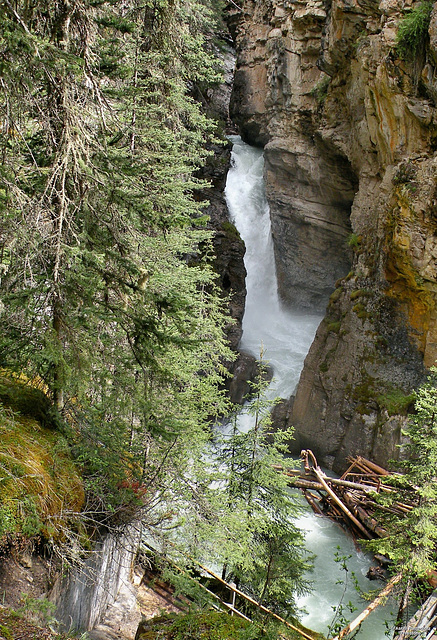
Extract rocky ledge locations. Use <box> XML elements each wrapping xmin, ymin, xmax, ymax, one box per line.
<box><xmin>227</xmin><ymin>0</ymin><xmax>437</xmax><ymax>470</ymax></box>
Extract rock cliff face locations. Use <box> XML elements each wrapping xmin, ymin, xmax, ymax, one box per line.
<box><xmin>52</xmin><ymin>525</ymin><xmax>140</xmax><ymax>633</ymax></box>
<box><xmin>228</xmin><ymin>0</ymin><xmax>437</xmax><ymax>470</ymax></box>
<box><xmin>197</xmin><ymin>42</ymin><xmax>258</xmax><ymax>402</ymax></box>
<box><xmin>197</xmin><ymin>42</ymin><xmax>247</xmax><ymax>353</ymax></box>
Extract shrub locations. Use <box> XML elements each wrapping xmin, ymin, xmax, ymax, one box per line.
<box><xmin>346</xmin><ymin>233</ymin><xmax>361</xmax><ymax>250</ymax></box>
<box><xmin>396</xmin><ymin>1</ymin><xmax>433</xmax><ymax>60</ymax></box>
<box><xmin>377</xmin><ymin>389</ymin><xmax>415</xmax><ymax>416</ymax></box>
<box><xmin>310</xmin><ymin>75</ymin><xmax>330</xmax><ymax>104</ymax></box>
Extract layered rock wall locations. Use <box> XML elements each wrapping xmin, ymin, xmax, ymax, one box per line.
<box><xmin>228</xmin><ymin>0</ymin><xmax>437</xmax><ymax>470</ymax></box>
<box><xmin>229</xmin><ymin>0</ymin><xmax>359</xmax><ymax>310</ymax></box>
<box><xmin>52</xmin><ymin>525</ymin><xmax>140</xmax><ymax>632</ymax></box>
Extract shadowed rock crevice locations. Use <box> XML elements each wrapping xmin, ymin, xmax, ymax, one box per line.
<box><xmin>227</xmin><ymin>0</ymin><xmax>437</xmax><ymax>470</ymax></box>
<box><xmin>264</xmin><ymin>136</ymin><xmax>357</xmax><ymax>310</ymax></box>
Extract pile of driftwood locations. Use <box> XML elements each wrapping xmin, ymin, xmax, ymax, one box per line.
<box><xmin>276</xmin><ymin>449</ymin><xmax>413</xmax><ymax>541</ymax></box>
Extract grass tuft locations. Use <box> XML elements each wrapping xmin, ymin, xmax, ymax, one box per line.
<box><xmin>0</xmin><ymin>375</ymin><xmax>84</xmax><ymax>545</ymax></box>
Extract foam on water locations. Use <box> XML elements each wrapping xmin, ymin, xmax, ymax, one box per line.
<box><xmin>225</xmin><ymin>136</ymin><xmax>321</xmax><ymax>399</ymax></box>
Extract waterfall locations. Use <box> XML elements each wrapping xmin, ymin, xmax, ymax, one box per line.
<box><xmin>225</xmin><ymin>136</ymin><xmax>394</xmax><ymax>639</ymax></box>
<box><xmin>225</xmin><ymin>136</ymin><xmax>320</xmax><ymax>399</ymax></box>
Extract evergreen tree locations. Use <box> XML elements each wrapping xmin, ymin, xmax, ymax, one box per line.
<box><xmin>0</xmin><ymin>1</ymin><xmax>313</xmax><ymax>618</ymax></box>
<box><xmin>170</xmin><ymin>363</ymin><xmax>313</xmax><ymax>619</ymax></box>
<box><xmin>367</xmin><ymin>368</ymin><xmax>437</xmax><ymax>628</ymax></box>
<box><xmin>371</xmin><ymin>368</ymin><xmax>437</xmax><ymax>580</ymax></box>
<box><xmin>0</xmin><ymin>0</ymin><xmax>232</xmax><ymax>526</ymax></box>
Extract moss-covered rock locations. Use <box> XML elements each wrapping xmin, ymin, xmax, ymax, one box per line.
<box><xmin>135</xmin><ymin>611</ymin><xmax>325</xmax><ymax>640</ymax></box>
<box><xmin>135</xmin><ymin>612</ymin><xmax>251</xmax><ymax>640</ymax></box>
<box><xmin>0</xmin><ymin>375</ymin><xmax>84</xmax><ymax>546</ymax></box>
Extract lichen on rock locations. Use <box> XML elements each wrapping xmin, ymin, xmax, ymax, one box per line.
<box><xmin>227</xmin><ymin>0</ymin><xmax>437</xmax><ymax>470</ymax></box>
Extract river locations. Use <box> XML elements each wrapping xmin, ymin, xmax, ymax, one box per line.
<box><xmin>224</xmin><ymin>136</ymin><xmax>395</xmax><ymax>639</ymax></box>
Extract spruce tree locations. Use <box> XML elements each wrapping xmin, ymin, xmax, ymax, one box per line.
<box><xmin>371</xmin><ymin>368</ymin><xmax>437</xmax><ymax>580</ymax></box>
<box><xmin>0</xmin><ymin>0</ymin><xmax>232</xmax><ymax>525</ymax></box>
<box><xmin>170</xmin><ymin>363</ymin><xmax>313</xmax><ymax>619</ymax></box>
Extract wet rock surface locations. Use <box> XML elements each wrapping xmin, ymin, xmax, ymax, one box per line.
<box><xmin>227</xmin><ymin>350</ymin><xmax>259</xmax><ymax>404</ymax></box>
<box><xmin>228</xmin><ymin>0</ymin><xmax>437</xmax><ymax>469</ymax></box>
<box><xmin>196</xmin><ymin>42</ymin><xmax>247</xmax><ymax>354</ymax></box>
<box><xmin>205</xmin><ymin>147</ymin><xmax>247</xmax><ymax>351</ymax></box>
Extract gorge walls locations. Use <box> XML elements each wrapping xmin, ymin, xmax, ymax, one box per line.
<box><xmin>228</xmin><ymin>0</ymin><xmax>437</xmax><ymax>470</ymax></box>
<box><xmin>229</xmin><ymin>0</ymin><xmax>359</xmax><ymax>310</ymax></box>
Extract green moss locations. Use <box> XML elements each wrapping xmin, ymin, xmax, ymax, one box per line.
<box><xmin>0</xmin><ymin>624</ymin><xmax>13</xmax><ymax>640</ymax></box>
<box><xmin>0</xmin><ymin>375</ymin><xmax>84</xmax><ymax>545</ymax></box>
<box><xmin>352</xmin><ymin>376</ymin><xmax>376</xmax><ymax>405</ymax></box>
<box><xmin>328</xmin><ymin>287</ymin><xmax>343</xmax><ymax>306</ymax></box>
<box><xmin>346</xmin><ymin>233</ymin><xmax>362</xmax><ymax>250</ymax></box>
<box><xmin>327</xmin><ymin>321</ymin><xmax>341</xmax><ymax>333</ymax></box>
<box><xmin>352</xmin><ymin>302</ymin><xmax>369</xmax><ymax>319</ymax></box>
<box><xmin>350</xmin><ymin>289</ymin><xmax>371</xmax><ymax>301</ymax></box>
<box><xmin>377</xmin><ymin>389</ymin><xmax>415</xmax><ymax>416</ymax></box>
<box><xmin>355</xmin><ymin>403</ymin><xmax>370</xmax><ymax>415</ymax></box>
<box><xmin>137</xmin><ymin>612</ymin><xmax>250</xmax><ymax>640</ymax></box>
<box><xmin>310</xmin><ymin>75</ymin><xmax>330</xmax><ymax>105</ymax></box>
<box><xmin>221</xmin><ymin>220</ymin><xmax>241</xmax><ymax>240</ymax></box>
<box><xmin>319</xmin><ymin>346</ymin><xmax>338</xmax><ymax>374</ymax></box>
<box><xmin>137</xmin><ymin>611</ymin><xmax>324</xmax><ymax>640</ymax></box>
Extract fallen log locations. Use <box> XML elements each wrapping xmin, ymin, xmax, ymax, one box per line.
<box><xmin>300</xmin><ymin>451</ymin><xmax>372</xmax><ymax>540</ymax></box>
<box><xmin>303</xmin><ymin>490</ymin><xmax>324</xmax><ymax>516</ymax></box>
<box><xmin>279</xmin><ymin>451</ymin><xmax>416</xmax><ymax>543</ymax></box>
<box><xmin>329</xmin><ymin>573</ymin><xmax>403</xmax><ymax>640</ymax></box>
<box><xmin>287</xmin><ymin>478</ymin><xmax>325</xmax><ymax>491</ymax></box>
<box><xmin>342</xmin><ymin>493</ymin><xmax>387</xmax><ymax>538</ymax></box>
<box><xmin>147</xmin><ymin>540</ymin><xmax>318</xmax><ymax>640</ymax></box>
<box><xmin>188</xmin><ymin>557</ymin><xmax>317</xmax><ymax>640</ymax></box>
<box><xmin>352</xmin><ymin>457</ymin><xmax>391</xmax><ymax>477</ymax></box>
<box><xmin>276</xmin><ymin>462</ymin><xmax>394</xmax><ymax>495</ymax></box>
<box><xmin>285</xmin><ymin>472</ymin><xmax>381</xmax><ymax>495</ymax></box>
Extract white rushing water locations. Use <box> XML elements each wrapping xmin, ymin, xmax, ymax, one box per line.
<box><xmin>225</xmin><ymin>136</ymin><xmax>320</xmax><ymax>399</ymax></box>
<box><xmin>224</xmin><ymin>136</ymin><xmax>395</xmax><ymax>639</ymax></box>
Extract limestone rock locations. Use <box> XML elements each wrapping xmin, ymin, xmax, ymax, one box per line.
<box><xmin>288</xmin><ymin>279</ymin><xmax>422</xmax><ymax>471</ymax></box>
<box><xmin>264</xmin><ymin>137</ymin><xmax>356</xmax><ymax>309</ymax></box>
<box><xmin>429</xmin><ymin>3</ymin><xmax>437</xmax><ymax>68</ymax></box>
<box><xmin>52</xmin><ymin>525</ymin><xmax>141</xmax><ymax>633</ymax></box>
<box><xmin>228</xmin><ymin>0</ymin><xmax>437</xmax><ymax>469</ymax></box>
<box><xmin>228</xmin><ymin>0</ymin><xmax>358</xmax><ymax>311</ymax></box>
